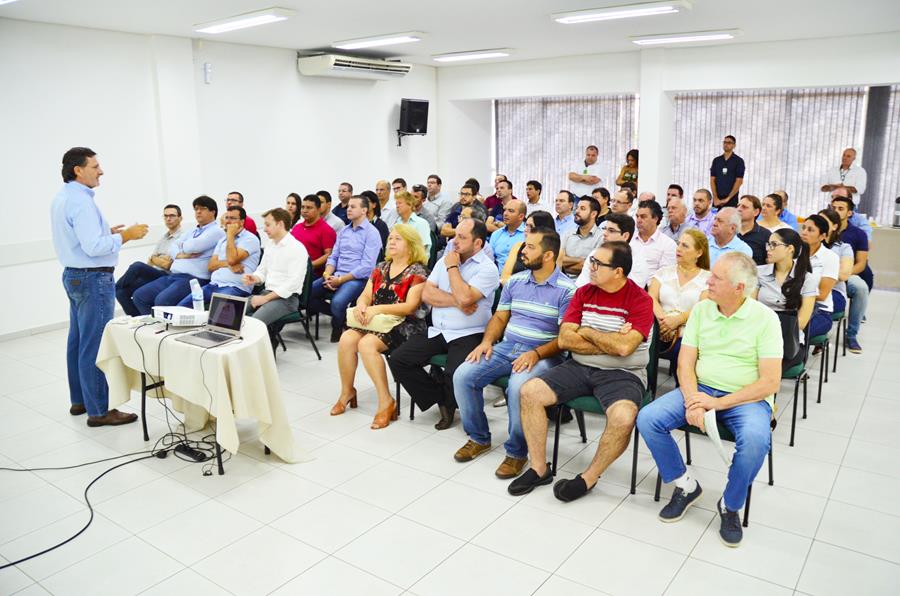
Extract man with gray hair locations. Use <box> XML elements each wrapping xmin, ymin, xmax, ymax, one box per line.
<box><xmin>708</xmin><ymin>207</ymin><xmax>752</xmax><ymax>265</ymax></box>
<box><xmin>637</xmin><ymin>252</ymin><xmax>782</xmax><ymax>547</ymax></box>
<box><xmin>661</xmin><ymin>198</ymin><xmax>689</xmax><ymax>242</ymax></box>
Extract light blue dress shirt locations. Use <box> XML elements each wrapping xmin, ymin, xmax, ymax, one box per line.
<box><xmin>209</xmin><ymin>230</ymin><xmax>262</xmax><ymax>291</ymax></box>
<box><xmin>169</xmin><ymin>221</ymin><xmax>226</xmax><ymax>279</ymax></box>
<box><xmin>327</xmin><ymin>220</ymin><xmax>382</xmax><ymax>279</ymax></box>
<box><xmin>427</xmin><ymin>249</ymin><xmax>500</xmax><ymax>342</ymax></box>
<box><xmin>489</xmin><ymin>223</ymin><xmax>526</xmax><ymax>272</ymax></box>
<box><xmin>555</xmin><ymin>214</ymin><xmax>577</xmax><ymax>237</ymax></box>
<box><xmin>708</xmin><ymin>234</ymin><xmax>753</xmax><ymax>265</ymax></box>
<box><xmin>50</xmin><ymin>181</ymin><xmax>122</xmax><ymax>268</ymax></box>
<box><xmin>849</xmin><ymin>212</ymin><xmax>872</xmax><ymax>240</ymax></box>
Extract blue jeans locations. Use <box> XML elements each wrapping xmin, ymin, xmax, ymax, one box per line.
<box><xmin>807</xmin><ymin>306</ymin><xmax>833</xmax><ymax>339</ymax></box>
<box><xmin>176</xmin><ymin>283</ymin><xmax>249</xmax><ymax>308</ymax></box>
<box><xmin>63</xmin><ymin>268</ymin><xmax>115</xmax><ymax>417</ymax></box>
<box><xmin>115</xmin><ymin>261</ymin><xmax>168</xmax><ymax>316</ymax></box>
<box><xmin>454</xmin><ymin>341</ymin><xmax>562</xmax><ymax>459</ymax></box>
<box><xmin>846</xmin><ymin>275</ymin><xmax>869</xmax><ymax>340</ymax></box>
<box><xmin>132</xmin><ymin>273</ymin><xmax>207</xmax><ymax>315</ymax></box>
<box><xmin>636</xmin><ymin>385</ymin><xmax>771</xmax><ymax>511</ymax></box>
<box><xmin>308</xmin><ymin>277</ymin><xmax>367</xmax><ymax>330</ymax></box>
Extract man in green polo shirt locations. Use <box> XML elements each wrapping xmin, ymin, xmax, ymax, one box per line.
<box><xmin>636</xmin><ymin>252</ymin><xmax>782</xmax><ymax>547</ymax></box>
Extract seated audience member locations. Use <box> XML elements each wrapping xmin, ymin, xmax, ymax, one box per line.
<box><xmin>285</xmin><ymin>193</ymin><xmax>301</xmax><ymax>228</ymax></box>
<box><xmin>116</xmin><ymin>204</ymin><xmax>182</xmax><ymax>316</ymax></box>
<box><xmin>244</xmin><ymin>209</ymin><xmax>308</xmax><ymax>348</ymax></box>
<box><xmin>393</xmin><ymin>190</ymin><xmax>432</xmax><ymax>251</ymax></box>
<box><xmin>831</xmin><ymin>187</ymin><xmax>872</xmax><ymax>239</ymax></box>
<box><xmin>318</xmin><ymin>190</ymin><xmax>346</xmax><ymax>233</ymax></box>
<box><xmin>634</xmin><ymin>199</ymin><xmax>677</xmax><ymax>277</ymax></box>
<box><xmin>665</xmin><ymin>184</ymin><xmax>684</xmax><ymax>206</ymax></box>
<box><xmin>464</xmin><ymin>177</ymin><xmax>483</xmax><ymax>203</ymax></box>
<box><xmin>609</xmin><ymin>189</ymin><xmax>635</xmax><ymax>220</ymax></box>
<box><xmin>687</xmin><ymin>189</ymin><xmax>715</xmax><ymax>235</ymax></box>
<box><xmin>441</xmin><ymin>184</ymin><xmax>487</xmax><ymax>238</ymax></box>
<box><xmin>622</xmin><ymin>182</ymin><xmax>639</xmax><ymax>196</ymax></box>
<box><xmin>500</xmin><ymin>211</ymin><xmax>555</xmax><ymax>284</ymax></box>
<box><xmin>592</xmin><ymin>187</ymin><xmax>612</xmax><ymax>225</ymax></box>
<box><xmin>818</xmin><ymin>208</ymin><xmax>853</xmax><ymax>320</ymax></box>
<box><xmin>554</xmin><ymin>190</ymin><xmax>577</xmax><ymax>236</ymax></box>
<box><xmin>661</xmin><ymin>197</ymin><xmax>689</xmax><ymax>242</ymax></box>
<box><xmin>558</xmin><ymin>196</ymin><xmax>603</xmax><ymax>279</ymax></box>
<box><xmin>483</xmin><ymin>174</ymin><xmax>508</xmax><ymax>212</ymax></box>
<box><xmin>736</xmin><ymin>195</ymin><xmax>772</xmax><ymax>265</ymax></box>
<box><xmin>177</xmin><ymin>206</ymin><xmax>261</xmax><ymax>306</ymax></box>
<box><xmin>772</xmin><ymin>190</ymin><xmax>800</xmax><ymax>230</ymax></box>
<box><xmin>453</xmin><ymin>227</ymin><xmax>575</xmax><ymax>477</ymax></box>
<box><xmin>423</xmin><ymin>174</ymin><xmax>453</xmax><ymax>227</ymax></box>
<box><xmin>648</xmin><ymin>229</ymin><xmax>710</xmax><ymax>366</ymax></box>
<box><xmin>800</xmin><ymin>214</ymin><xmax>839</xmax><ymax>339</ymax></box>
<box><xmin>524</xmin><ymin>180</ymin><xmax>545</xmax><ymax>215</ymax></box>
<box><xmin>708</xmin><ymin>207</ymin><xmax>752</xmax><ymax>265</ymax></box>
<box><xmin>489</xmin><ymin>199</ymin><xmax>527</xmax><ymax>273</ymax></box>
<box><xmin>291</xmin><ymin>194</ymin><xmax>336</xmax><ymax>277</ymax></box>
<box><xmin>132</xmin><ymin>196</ymin><xmax>225</xmax><ymax>315</ymax></box>
<box><xmin>389</xmin><ymin>219</ymin><xmax>500</xmax><ymax>430</ymax></box>
<box><xmin>756</xmin><ymin>228</ymin><xmax>817</xmax><ymax>339</ymax></box>
<box><xmin>637</xmin><ymin>191</ymin><xmax>655</xmax><ymax>204</ymax></box>
<box><xmin>361</xmin><ymin>189</ymin><xmax>390</xmax><ymax>247</ymax></box>
<box><xmin>225</xmin><ymin>191</ymin><xmax>257</xmax><ymax>236</ymax></box>
<box><xmin>830</xmin><ymin>193</ymin><xmax>872</xmax><ymax>353</ymax></box>
<box><xmin>334</xmin><ymin>225</ymin><xmax>429</xmax><ymax>429</ymax></box>
<box><xmin>576</xmin><ymin>213</ymin><xmax>651</xmax><ymax>289</ymax></box>
<box><xmin>411</xmin><ymin>184</ymin><xmax>438</xmax><ymax>232</ymax></box>
<box><xmin>376</xmin><ymin>179</ymin><xmax>398</xmax><ymax>228</ymax></box>
<box><xmin>508</xmin><ymin>241</ymin><xmax>653</xmax><ymax>500</ymax></box>
<box><xmin>443</xmin><ymin>209</ymin><xmax>494</xmax><ymax>261</ymax></box>
<box><xmin>616</xmin><ymin>149</ymin><xmax>639</xmax><ymax>187</ymax></box>
<box><xmin>637</xmin><ymin>252</ymin><xmax>782</xmax><ymax>547</ymax></box>
<box><xmin>308</xmin><ymin>195</ymin><xmax>381</xmax><ymax>343</ymax></box>
<box><xmin>486</xmin><ymin>180</ymin><xmax>515</xmax><ymax>233</ymax></box>
<box><xmin>757</xmin><ymin>193</ymin><xmax>793</xmax><ymax>232</ymax></box>
<box><xmin>332</xmin><ymin>182</ymin><xmax>353</xmax><ymax>225</ymax></box>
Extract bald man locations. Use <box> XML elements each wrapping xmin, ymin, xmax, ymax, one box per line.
<box><xmin>376</xmin><ymin>179</ymin><xmax>398</xmax><ymax>227</ymax></box>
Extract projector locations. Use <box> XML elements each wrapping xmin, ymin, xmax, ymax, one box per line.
<box><xmin>152</xmin><ymin>306</ymin><xmax>208</xmax><ymax>327</ymax></box>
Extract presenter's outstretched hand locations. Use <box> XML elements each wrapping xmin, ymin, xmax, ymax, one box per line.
<box><xmin>121</xmin><ymin>223</ymin><xmax>149</xmax><ymax>243</ymax></box>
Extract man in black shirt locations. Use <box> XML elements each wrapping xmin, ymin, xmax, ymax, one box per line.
<box><xmin>736</xmin><ymin>195</ymin><xmax>771</xmax><ymax>265</ymax></box>
<box><xmin>710</xmin><ymin>135</ymin><xmax>745</xmax><ymax>209</ymax></box>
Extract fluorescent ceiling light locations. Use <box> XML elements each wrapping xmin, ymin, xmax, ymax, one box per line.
<box><xmin>553</xmin><ymin>1</ymin><xmax>690</xmax><ymax>24</ymax></box>
<box><xmin>0</xmin><ymin>0</ymin><xmax>22</xmax><ymax>5</ymax></box>
<box><xmin>433</xmin><ymin>49</ymin><xmax>511</xmax><ymax>63</ymax></box>
<box><xmin>194</xmin><ymin>7</ymin><xmax>294</xmax><ymax>34</ymax></box>
<box><xmin>631</xmin><ymin>29</ymin><xmax>741</xmax><ymax>45</ymax></box>
<box><xmin>332</xmin><ymin>32</ymin><xmax>424</xmax><ymax>50</ymax></box>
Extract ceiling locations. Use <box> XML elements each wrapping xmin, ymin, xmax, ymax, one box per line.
<box><xmin>2</xmin><ymin>0</ymin><xmax>899</xmax><ymax>65</ymax></box>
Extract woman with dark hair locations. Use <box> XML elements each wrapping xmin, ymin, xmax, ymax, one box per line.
<box><xmin>800</xmin><ymin>214</ymin><xmax>839</xmax><ymax>338</ymax></box>
<box><xmin>499</xmin><ymin>210</ymin><xmax>556</xmax><ymax>284</ymax></box>
<box><xmin>758</xmin><ymin>193</ymin><xmax>792</xmax><ymax>232</ymax></box>
<box><xmin>756</xmin><ymin>228</ymin><xmax>818</xmax><ymax>331</ymax></box>
<box><xmin>285</xmin><ymin>193</ymin><xmax>301</xmax><ymax>228</ymax></box>
<box><xmin>818</xmin><ymin>208</ymin><xmax>853</xmax><ymax>315</ymax></box>
<box><xmin>361</xmin><ymin>189</ymin><xmax>389</xmax><ymax>248</ymax></box>
<box><xmin>616</xmin><ymin>149</ymin><xmax>639</xmax><ymax>187</ymax></box>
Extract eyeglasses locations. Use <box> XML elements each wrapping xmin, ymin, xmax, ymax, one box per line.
<box><xmin>765</xmin><ymin>241</ymin><xmax>788</xmax><ymax>250</ymax></box>
<box><xmin>589</xmin><ymin>256</ymin><xmax>616</xmax><ymax>270</ymax></box>
<box><xmin>605</xmin><ymin>227</ymin><xmax>622</xmax><ymax>235</ymax></box>
<box><xmin>459</xmin><ymin>192</ymin><xmax>473</xmax><ymax>197</ymax></box>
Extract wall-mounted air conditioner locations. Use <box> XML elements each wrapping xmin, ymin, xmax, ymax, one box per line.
<box><xmin>297</xmin><ymin>54</ymin><xmax>412</xmax><ymax>81</ymax></box>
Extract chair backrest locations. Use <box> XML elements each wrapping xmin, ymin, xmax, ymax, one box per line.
<box><xmin>490</xmin><ymin>285</ymin><xmax>503</xmax><ymax>313</ymax></box>
<box><xmin>427</xmin><ymin>230</ymin><xmax>440</xmax><ymax>270</ymax></box>
<box><xmin>298</xmin><ymin>258</ymin><xmax>314</xmax><ymax>309</ymax></box>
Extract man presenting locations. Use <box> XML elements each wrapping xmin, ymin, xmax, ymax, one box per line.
<box><xmin>51</xmin><ymin>147</ymin><xmax>148</xmax><ymax>426</ymax></box>
<box><xmin>710</xmin><ymin>135</ymin><xmax>745</xmax><ymax>209</ymax></box>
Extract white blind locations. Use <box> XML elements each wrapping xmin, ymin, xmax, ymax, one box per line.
<box><xmin>496</xmin><ymin>95</ymin><xmax>638</xmax><ymax>207</ymax></box>
<box><xmin>869</xmin><ymin>85</ymin><xmax>900</xmax><ymax>224</ymax></box>
<box><xmin>672</xmin><ymin>88</ymin><xmax>867</xmax><ymax>220</ymax></box>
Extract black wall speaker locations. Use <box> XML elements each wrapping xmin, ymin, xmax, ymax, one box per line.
<box><xmin>399</xmin><ymin>98</ymin><xmax>429</xmax><ymax>134</ymax></box>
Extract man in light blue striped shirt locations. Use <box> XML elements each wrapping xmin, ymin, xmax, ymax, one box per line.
<box><xmin>452</xmin><ymin>228</ymin><xmax>575</xmax><ymax>479</ymax></box>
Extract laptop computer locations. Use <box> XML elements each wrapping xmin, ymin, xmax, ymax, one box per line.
<box><xmin>175</xmin><ymin>293</ymin><xmax>249</xmax><ymax>348</ymax></box>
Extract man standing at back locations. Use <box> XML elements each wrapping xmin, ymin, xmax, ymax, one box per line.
<box><xmin>822</xmin><ymin>148</ymin><xmax>867</xmax><ymax>205</ymax></box>
<box><xmin>51</xmin><ymin>147</ymin><xmax>148</xmax><ymax>426</ymax></box>
<box><xmin>710</xmin><ymin>135</ymin><xmax>745</xmax><ymax>209</ymax></box>
<box><xmin>568</xmin><ymin>145</ymin><xmax>602</xmax><ymax>198</ymax></box>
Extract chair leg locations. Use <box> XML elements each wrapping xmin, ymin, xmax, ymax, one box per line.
<box><xmin>400</xmin><ymin>381</ymin><xmax>414</xmax><ymax>420</ymax></box>
<box><xmin>314</xmin><ymin>313</ymin><xmax>319</xmax><ymax>340</ymax></box>
<box><xmin>790</xmin><ymin>377</ymin><xmax>799</xmax><ymax>447</ymax></box>
<box><xmin>575</xmin><ymin>410</ymin><xmax>587</xmax><ymax>443</ymax></box>
<box><xmin>802</xmin><ymin>373</ymin><xmax>808</xmax><ymax>419</ymax></box>
<box><xmin>832</xmin><ymin>319</ymin><xmax>841</xmax><ymax>373</ymax></box>
<box><xmin>767</xmin><ymin>445</ymin><xmax>774</xmax><ymax>486</ymax></box>
<box><xmin>654</xmin><ymin>472</ymin><xmax>662</xmax><ymax>502</ymax></box>
<box><xmin>630</xmin><ymin>429</ymin><xmax>639</xmax><ymax>495</ymax></box>
<box><xmin>551</xmin><ymin>407</ymin><xmax>563</xmax><ymax>476</ymax></box>
<box><xmin>742</xmin><ymin>483</ymin><xmax>752</xmax><ymax>527</ymax></box>
<box><xmin>817</xmin><ymin>344</ymin><xmax>825</xmax><ymax>404</ymax></box>
<box><xmin>300</xmin><ymin>316</ymin><xmax>322</xmax><ymax>361</ymax></box>
<box><xmin>824</xmin><ymin>339</ymin><xmax>830</xmax><ymax>384</ymax></box>
<box><xmin>684</xmin><ymin>430</ymin><xmax>692</xmax><ymax>466</ymax></box>
<box><xmin>842</xmin><ymin>317</ymin><xmax>848</xmax><ymax>356</ymax></box>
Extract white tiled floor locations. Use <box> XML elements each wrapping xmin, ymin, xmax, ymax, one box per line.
<box><xmin>1</xmin><ymin>290</ymin><xmax>899</xmax><ymax>595</ymax></box>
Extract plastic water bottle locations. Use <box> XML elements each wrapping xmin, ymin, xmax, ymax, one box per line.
<box><xmin>189</xmin><ymin>279</ymin><xmax>204</xmax><ymax>311</ymax></box>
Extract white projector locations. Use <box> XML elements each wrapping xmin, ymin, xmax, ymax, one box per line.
<box><xmin>152</xmin><ymin>306</ymin><xmax>208</xmax><ymax>326</ymax></box>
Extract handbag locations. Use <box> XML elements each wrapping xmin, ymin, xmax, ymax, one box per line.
<box><xmin>777</xmin><ymin>310</ymin><xmax>802</xmax><ymax>372</ymax></box>
<box><xmin>346</xmin><ymin>306</ymin><xmax>403</xmax><ymax>334</ymax></box>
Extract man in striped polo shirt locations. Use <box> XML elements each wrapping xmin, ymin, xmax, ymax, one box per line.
<box><xmin>452</xmin><ymin>228</ymin><xmax>576</xmax><ymax>480</ymax></box>
<box><xmin>509</xmin><ymin>241</ymin><xmax>654</xmax><ymax>501</ymax></box>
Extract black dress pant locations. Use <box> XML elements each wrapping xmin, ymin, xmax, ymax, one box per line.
<box><xmin>115</xmin><ymin>262</ymin><xmax>168</xmax><ymax>316</ymax></box>
<box><xmin>389</xmin><ymin>332</ymin><xmax>483</xmax><ymax>411</ymax></box>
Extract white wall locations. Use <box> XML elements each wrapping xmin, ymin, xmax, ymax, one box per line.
<box><xmin>0</xmin><ymin>18</ymin><xmax>437</xmax><ymax>337</ymax></box>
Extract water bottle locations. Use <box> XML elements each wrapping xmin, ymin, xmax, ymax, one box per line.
<box><xmin>189</xmin><ymin>279</ymin><xmax>204</xmax><ymax>311</ymax></box>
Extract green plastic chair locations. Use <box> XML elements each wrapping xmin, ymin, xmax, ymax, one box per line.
<box><xmin>830</xmin><ymin>310</ymin><xmax>846</xmax><ymax>374</ymax></box>
<box><xmin>271</xmin><ymin>258</ymin><xmax>322</xmax><ymax>360</ymax></box>
<box><xmin>808</xmin><ymin>332</ymin><xmax>830</xmax><ymax>405</ymax></box>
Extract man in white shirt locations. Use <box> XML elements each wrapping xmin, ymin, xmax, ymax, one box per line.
<box><xmin>568</xmin><ymin>145</ymin><xmax>602</xmax><ymax>198</ymax></box>
<box><xmin>821</xmin><ymin>148</ymin><xmax>867</xmax><ymax>198</ymax></box>
<box><xmin>576</xmin><ymin>213</ymin><xmax>651</xmax><ymax>289</ymax></box>
<box><xmin>423</xmin><ymin>174</ymin><xmax>452</xmax><ymax>227</ymax></box>
<box><xmin>243</xmin><ymin>208</ymin><xmax>309</xmax><ymax>347</ymax></box>
<box><xmin>376</xmin><ymin>179</ymin><xmax>398</xmax><ymax>228</ymax></box>
<box><xmin>318</xmin><ymin>191</ymin><xmax>346</xmax><ymax>234</ymax></box>
<box><xmin>524</xmin><ymin>180</ymin><xmax>546</xmax><ymax>215</ymax></box>
<box><xmin>634</xmin><ymin>199</ymin><xmax>676</xmax><ymax>278</ymax></box>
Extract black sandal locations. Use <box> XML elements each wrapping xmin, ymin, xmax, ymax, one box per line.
<box><xmin>553</xmin><ymin>476</ymin><xmax>595</xmax><ymax>502</ymax></box>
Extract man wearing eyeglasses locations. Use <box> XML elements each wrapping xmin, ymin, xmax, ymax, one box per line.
<box><xmin>440</xmin><ymin>184</ymin><xmax>487</xmax><ymax>238</ymax></box>
<box><xmin>225</xmin><ymin>191</ymin><xmax>257</xmax><ymax>237</ymax></box>
<box><xmin>575</xmin><ymin>213</ymin><xmax>651</xmax><ymax>290</ymax></box>
<box><xmin>115</xmin><ymin>204</ymin><xmax>183</xmax><ymax>316</ymax></box>
<box><xmin>411</xmin><ymin>184</ymin><xmax>438</xmax><ymax>233</ymax></box>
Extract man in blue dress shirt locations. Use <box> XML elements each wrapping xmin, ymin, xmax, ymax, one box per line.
<box><xmin>132</xmin><ymin>196</ymin><xmax>225</xmax><ymax>315</ymax></box>
<box><xmin>51</xmin><ymin>147</ymin><xmax>149</xmax><ymax>426</ymax></box>
<box><xmin>489</xmin><ymin>199</ymin><xmax>526</xmax><ymax>273</ymax></box>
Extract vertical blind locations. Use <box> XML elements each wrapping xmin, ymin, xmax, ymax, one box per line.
<box><xmin>672</xmin><ymin>88</ymin><xmax>867</xmax><ymax>221</ymax></box>
<box><xmin>496</xmin><ymin>95</ymin><xmax>638</xmax><ymax>208</ymax></box>
<box><xmin>869</xmin><ymin>85</ymin><xmax>900</xmax><ymax>224</ymax></box>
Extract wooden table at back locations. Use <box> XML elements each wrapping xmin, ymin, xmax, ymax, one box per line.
<box><xmin>96</xmin><ymin>316</ymin><xmax>306</xmax><ymax>472</ymax></box>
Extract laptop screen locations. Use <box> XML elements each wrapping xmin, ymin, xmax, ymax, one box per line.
<box><xmin>207</xmin><ymin>293</ymin><xmax>247</xmax><ymax>333</ymax></box>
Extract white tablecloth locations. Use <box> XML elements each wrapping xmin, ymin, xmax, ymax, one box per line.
<box><xmin>96</xmin><ymin>317</ymin><xmax>306</xmax><ymax>463</ymax></box>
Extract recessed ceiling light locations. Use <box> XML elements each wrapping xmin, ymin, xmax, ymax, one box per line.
<box><xmin>0</xmin><ymin>0</ymin><xmax>23</xmax><ymax>5</ymax></box>
<box><xmin>631</xmin><ymin>29</ymin><xmax>741</xmax><ymax>45</ymax></box>
<box><xmin>332</xmin><ymin>32</ymin><xmax>425</xmax><ymax>50</ymax></box>
<box><xmin>432</xmin><ymin>49</ymin><xmax>512</xmax><ymax>63</ymax></box>
<box><xmin>553</xmin><ymin>1</ymin><xmax>690</xmax><ymax>24</ymax></box>
<box><xmin>194</xmin><ymin>7</ymin><xmax>294</xmax><ymax>34</ymax></box>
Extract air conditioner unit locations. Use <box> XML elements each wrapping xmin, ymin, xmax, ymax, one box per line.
<box><xmin>297</xmin><ymin>54</ymin><xmax>412</xmax><ymax>80</ymax></box>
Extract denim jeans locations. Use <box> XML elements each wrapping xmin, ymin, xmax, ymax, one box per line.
<box><xmin>846</xmin><ymin>275</ymin><xmax>869</xmax><ymax>339</ymax></box>
<box><xmin>308</xmin><ymin>277</ymin><xmax>367</xmax><ymax>330</ymax></box>
<box><xmin>453</xmin><ymin>341</ymin><xmax>562</xmax><ymax>459</ymax></box>
<box><xmin>807</xmin><ymin>306</ymin><xmax>834</xmax><ymax>339</ymax></box>
<box><xmin>62</xmin><ymin>268</ymin><xmax>115</xmax><ymax>417</ymax></box>
<box><xmin>115</xmin><ymin>261</ymin><xmax>167</xmax><ymax>316</ymax></box>
<box><xmin>175</xmin><ymin>283</ymin><xmax>249</xmax><ymax>308</ymax></box>
<box><xmin>132</xmin><ymin>273</ymin><xmax>207</xmax><ymax>315</ymax></box>
<box><xmin>636</xmin><ymin>384</ymin><xmax>771</xmax><ymax>511</ymax></box>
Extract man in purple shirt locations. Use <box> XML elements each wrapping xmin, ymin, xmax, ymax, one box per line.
<box><xmin>308</xmin><ymin>195</ymin><xmax>382</xmax><ymax>342</ymax></box>
<box><xmin>686</xmin><ymin>189</ymin><xmax>715</xmax><ymax>235</ymax></box>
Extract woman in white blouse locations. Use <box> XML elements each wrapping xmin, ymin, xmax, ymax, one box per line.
<box><xmin>756</xmin><ymin>228</ymin><xmax>818</xmax><ymax>332</ymax></box>
<box><xmin>818</xmin><ymin>208</ymin><xmax>852</xmax><ymax>315</ymax></box>
<box><xmin>800</xmin><ymin>214</ymin><xmax>839</xmax><ymax>338</ymax></box>
<box><xmin>647</xmin><ymin>228</ymin><xmax>710</xmax><ymax>365</ymax></box>
<box><xmin>758</xmin><ymin>193</ymin><xmax>793</xmax><ymax>232</ymax></box>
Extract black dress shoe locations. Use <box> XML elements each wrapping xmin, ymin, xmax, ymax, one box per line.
<box><xmin>69</xmin><ymin>404</ymin><xmax>86</xmax><ymax>416</ymax></box>
<box><xmin>435</xmin><ymin>404</ymin><xmax>456</xmax><ymax>430</ymax></box>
